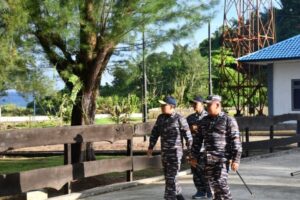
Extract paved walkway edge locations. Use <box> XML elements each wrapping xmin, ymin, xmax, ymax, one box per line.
<box><xmin>47</xmin><ymin>148</ymin><xmax>300</xmax><ymax>200</ymax></box>
<box><xmin>47</xmin><ymin>170</ymin><xmax>190</xmax><ymax>200</ymax></box>
<box><xmin>241</xmin><ymin>147</ymin><xmax>300</xmax><ymax>162</ymax></box>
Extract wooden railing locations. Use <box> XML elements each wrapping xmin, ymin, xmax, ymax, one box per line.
<box><xmin>0</xmin><ymin>114</ymin><xmax>300</xmax><ymax>197</ymax></box>
<box><xmin>0</xmin><ymin>123</ymin><xmax>160</xmax><ymax>197</ymax></box>
<box><xmin>236</xmin><ymin>114</ymin><xmax>300</xmax><ymax>156</ymax></box>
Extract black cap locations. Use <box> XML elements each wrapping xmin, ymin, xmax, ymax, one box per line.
<box><xmin>189</xmin><ymin>96</ymin><xmax>204</xmax><ymax>104</ymax></box>
<box><xmin>158</xmin><ymin>96</ymin><xmax>177</xmax><ymax>106</ymax></box>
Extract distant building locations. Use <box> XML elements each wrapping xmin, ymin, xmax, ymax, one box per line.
<box><xmin>238</xmin><ymin>34</ymin><xmax>300</xmax><ymax>116</ymax></box>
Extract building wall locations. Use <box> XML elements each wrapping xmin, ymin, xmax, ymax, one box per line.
<box><xmin>267</xmin><ymin>64</ymin><xmax>274</xmax><ymax>116</ymax></box>
<box><xmin>273</xmin><ymin>61</ymin><xmax>300</xmax><ymax>115</ymax></box>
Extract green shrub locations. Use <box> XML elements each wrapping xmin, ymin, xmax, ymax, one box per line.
<box><xmin>96</xmin><ymin>94</ymin><xmax>141</xmax><ymax>124</ymax></box>
<box><xmin>0</xmin><ymin>104</ymin><xmax>32</xmax><ymax>116</ymax></box>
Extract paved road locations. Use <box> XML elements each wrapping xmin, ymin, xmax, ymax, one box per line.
<box><xmin>81</xmin><ymin>150</ymin><xmax>300</xmax><ymax>200</ymax></box>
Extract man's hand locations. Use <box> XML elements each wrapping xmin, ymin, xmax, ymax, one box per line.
<box><xmin>188</xmin><ymin>157</ymin><xmax>198</xmax><ymax>168</ymax></box>
<box><xmin>231</xmin><ymin>162</ymin><xmax>239</xmax><ymax>172</ymax></box>
<box><xmin>147</xmin><ymin>149</ymin><xmax>153</xmax><ymax>157</ymax></box>
<box><xmin>190</xmin><ymin>125</ymin><xmax>198</xmax><ymax>133</ymax></box>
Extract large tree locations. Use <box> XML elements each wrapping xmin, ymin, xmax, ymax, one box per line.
<box><xmin>275</xmin><ymin>0</ymin><xmax>300</xmax><ymax>41</ymax></box>
<box><xmin>0</xmin><ymin>1</ymin><xmax>26</xmax><ymax>94</ymax></box>
<box><xmin>2</xmin><ymin>0</ymin><xmax>219</xmax><ymax>162</ymax></box>
<box><xmin>0</xmin><ymin>1</ymin><xmax>54</xmax><ymax>101</ymax></box>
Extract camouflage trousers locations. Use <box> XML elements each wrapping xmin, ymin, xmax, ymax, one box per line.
<box><xmin>161</xmin><ymin>148</ymin><xmax>183</xmax><ymax>200</ymax></box>
<box><xmin>205</xmin><ymin>163</ymin><xmax>232</xmax><ymax>200</ymax></box>
<box><xmin>191</xmin><ymin>156</ymin><xmax>211</xmax><ymax>194</ymax></box>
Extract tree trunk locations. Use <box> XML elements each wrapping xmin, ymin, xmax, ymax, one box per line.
<box><xmin>70</xmin><ymin>83</ymin><xmax>99</xmax><ymax>163</ymax></box>
<box><xmin>69</xmin><ymin>35</ymin><xmax>113</xmax><ymax>163</ymax></box>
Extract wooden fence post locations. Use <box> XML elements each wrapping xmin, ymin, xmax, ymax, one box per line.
<box><xmin>63</xmin><ymin>144</ymin><xmax>72</xmax><ymax>194</ymax></box>
<box><xmin>297</xmin><ymin>120</ymin><xmax>300</xmax><ymax>147</ymax></box>
<box><xmin>269</xmin><ymin>125</ymin><xmax>274</xmax><ymax>153</ymax></box>
<box><xmin>126</xmin><ymin>139</ymin><xmax>133</xmax><ymax>182</ymax></box>
<box><xmin>245</xmin><ymin>127</ymin><xmax>249</xmax><ymax>157</ymax></box>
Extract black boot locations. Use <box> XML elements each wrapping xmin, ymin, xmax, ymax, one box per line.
<box><xmin>176</xmin><ymin>194</ymin><xmax>185</xmax><ymax>200</ymax></box>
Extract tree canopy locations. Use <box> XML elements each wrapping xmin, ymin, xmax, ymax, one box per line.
<box><xmin>0</xmin><ymin>0</ymin><xmax>55</xmax><ymax>100</ymax></box>
<box><xmin>275</xmin><ymin>0</ymin><xmax>300</xmax><ymax>41</ymax></box>
<box><xmin>101</xmin><ymin>44</ymin><xmax>209</xmax><ymax>107</ymax></box>
<box><xmin>1</xmin><ymin>0</ymin><xmax>219</xmax><ymax>162</ymax></box>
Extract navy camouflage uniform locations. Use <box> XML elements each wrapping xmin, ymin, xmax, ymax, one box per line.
<box><xmin>149</xmin><ymin>112</ymin><xmax>193</xmax><ymax>200</ymax></box>
<box><xmin>192</xmin><ymin>112</ymin><xmax>242</xmax><ymax>200</ymax></box>
<box><xmin>187</xmin><ymin>110</ymin><xmax>212</xmax><ymax>196</ymax></box>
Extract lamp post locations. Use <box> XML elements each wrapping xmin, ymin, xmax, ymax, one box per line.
<box><xmin>142</xmin><ymin>29</ymin><xmax>147</xmax><ymax>124</ymax></box>
<box><xmin>208</xmin><ymin>20</ymin><xmax>213</xmax><ymax>95</ymax></box>
<box><xmin>33</xmin><ymin>92</ymin><xmax>36</xmax><ymax>117</ymax></box>
<box><xmin>141</xmin><ymin>27</ymin><xmax>149</xmax><ymax>141</ymax></box>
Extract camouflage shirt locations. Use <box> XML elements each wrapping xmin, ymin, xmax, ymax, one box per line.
<box><xmin>192</xmin><ymin>112</ymin><xmax>242</xmax><ymax>163</ymax></box>
<box><xmin>187</xmin><ymin>110</ymin><xmax>208</xmax><ymax>135</ymax></box>
<box><xmin>187</xmin><ymin>110</ymin><xmax>207</xmax><ymax>155</ymax></box>
<box><xmin>148</xmin><ymin>112</ymin><xmax>193</xmax><ymax>151</ymax></box>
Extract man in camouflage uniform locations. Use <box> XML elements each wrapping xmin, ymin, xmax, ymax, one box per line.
<box><xmin>191</xmin><ymin>95</ymin><xmax>242</xmax><ymax>200</ymax></box>
<box><xmin>148</xmin><ymin>96</ymin><xmax>193</xmax><ymax>200</ymax></box>
<box><xmin>187</xmin><ymin>96</ymin><xmax>212</xmax><ymax>199</ymax></box>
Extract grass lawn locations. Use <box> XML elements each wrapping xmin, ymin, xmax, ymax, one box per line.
<box><xmin>1</xmin><ymin>117</ymin><xmax>142</xmax><ymax>129</ymax></box>
<box><xmin>0</xmin><ymin>156</ymin><xmax>63</xmax><ymax>174</ymax></box>
<box><xmin>95</xmin><ymin>118</ymin><xmax>116</xmax><ymax>124</ymax></box>
<box><xmin>95</xmin><ymin>117</ymin><xmax>142</xmax><ymax>125</ymax></box>
<box><xmin>0</xmin><ymin>117</ymin><xmax>143</xmax><ymax>129</ymax></box>
<box><xmin>0</xmin><ymin>120</ymin><xmax>62</xmax><ymax>130</ymax></box>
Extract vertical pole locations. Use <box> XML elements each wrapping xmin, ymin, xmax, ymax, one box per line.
<box><xmin>237</xmin><ymin>66</ymin><xmax>241</xmax><ymax>116</ymax></box>
<box><xmin>142</xmin><ymin>27</ymin><xmax>148</xmax><ymax>142</ymax></box>
<box><xmin>245</xmin><ymin>127</ymin><xmax>249</xmax><ymax>157</ymax></box>
<box><xmin>126</xmin><ymin>139</ymin><xmax>133</xmax><ymax>182</ymax></box>
<box><xmin>256</xmin><ymin>0</ymin><xmax>260</xmax><ymax>50</ymax></box>
<box><xmin>269</xmin><ymin>125</ymin><xmax>274</xmax><ymax>153</ymax></box>
<box><xmin>32</xmin><ymin>91</ymin><xmax>36</xmax><ymax>127</ymax></box>
<box><xmin>208</xmin><ymin>20</ymin><xmax>213</xmax><ymax>95</ymax></box>
<box><xmin>297</xmin><ymin>120</ymin><xmax>300</xmax><ymax>148</ymax></box>
<box><xmin>63</xmin><ymin>144</ymin><xmax>72</xmax><ymax>194</ymax></box>
<box><xmin>241</xmin><ymin>128</ymin><xmax>244</xmax><ymax>143</ymax></box>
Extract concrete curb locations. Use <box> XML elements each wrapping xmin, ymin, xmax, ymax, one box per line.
<box><xmin>47</xmin><ymin>148</ymin><xmax>300</xmax><ymax>200</ymax></box>
<box><xmin>47</xmin><ymin>182</ymin><xmax>140</xmax><ymax>200</ymax></box>
<box><xmin>241</xmin><ymin>147</ymin><xmax>300</xmax><ymax>162</ymax></box>
<box><xmin>47</xmin><ymin>170</ymin><xmax>191</xmax><ymax>200</ymax></box>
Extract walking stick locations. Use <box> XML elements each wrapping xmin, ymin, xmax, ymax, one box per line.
<box><xmin>189</xmin><ymin>159</ymin><xmax>255</xmax><ymax>198</ymax></box>
<box><xmin>236</xmin><ymin>170</ymin><xmax>255</xmax><ymax>197</ymax></box>
<box><xmin>291</xmin><ymin>170</ymin><xmax>300</xmax><ymax>176</ymax></box>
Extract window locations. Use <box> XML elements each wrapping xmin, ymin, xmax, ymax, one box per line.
<box><xmin>292</xmin><ymin>79</ymin><xmax>300</xmax><ymax>111</ymax></box>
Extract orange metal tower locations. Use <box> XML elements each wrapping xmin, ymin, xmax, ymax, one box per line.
<box><xmin>222</xmin><ymin>0</ymin><xmax>276</xmax><ymax>116</ymax></box>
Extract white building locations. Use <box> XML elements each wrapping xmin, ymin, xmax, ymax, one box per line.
<box><xmin>238</xmin><ymin>34</ymin><xmax>300</xmax><ymax>116</ymax></box>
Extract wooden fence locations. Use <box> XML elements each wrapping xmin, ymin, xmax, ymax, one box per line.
<box><xmin>0</xmin><ymin>114</ymin><xmax>300</xmax><ymax>197</ymax></box>
<box><xmin>236</xmin><ymin>114</ymin><xmax>300</xmax><ymax>156</ymax></box>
